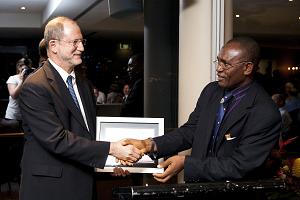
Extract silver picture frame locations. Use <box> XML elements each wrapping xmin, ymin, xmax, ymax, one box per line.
<box><xmin>95</xmin><ymin>117</ymin><xmax>164</xmax><ymax>173</ymax></box>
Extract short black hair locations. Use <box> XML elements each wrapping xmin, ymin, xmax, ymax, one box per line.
<box><xmin>130</xmin><ymin>53</ymin><xmax>144</xmax><ymax>66</ymax></box>
<box><xmin>227</xmin><ymin>36</ymin><xmax>260</xmax><ymax>68</ymax></box>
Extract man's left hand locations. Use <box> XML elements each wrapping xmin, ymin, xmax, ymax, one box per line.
<box><xmin>111</xmin><ymin>167</ymin><xmax>130</xmax><ymax>177</ymax></box>
<box><xmin>153</xmin><ymin>155</ymin><xmax>185</xmax><ymax>183</ymax></box>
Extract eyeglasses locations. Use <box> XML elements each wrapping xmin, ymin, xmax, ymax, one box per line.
<box><xmin>53</xmin><ymin>38</ymin><xmax>87</xmax><ymax>47</ymax></box>
<box><xmin>213</xmin><ymin>59</ymin><xmax>252</xmax><ymax>70</ymax></box>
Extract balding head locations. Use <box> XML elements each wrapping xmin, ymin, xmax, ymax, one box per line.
<box><xmin>226</xmin><ymin>37</ymin><xmax>260</xmax><ymax>69</ymax></box>
<box><xmin>44</xmin><ymin>16</ymin><xmax>78</xmax><ymax>49</ymax></box>
<box><xmin>127</xmin><ymin>53</ymin><xmax>143</xmax><ymax>81</ymax></box>
<box><xmin>43</xmin><ymin>16</ymin><xmax>84</xmax><ymax>73</ymax></box>
<box><xmin>272</xmin><ymin>93</ymin><xmax>285</xmax><ymax>107</ymax></box>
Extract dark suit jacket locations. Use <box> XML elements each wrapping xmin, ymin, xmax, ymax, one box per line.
<box><xmin>120</xmin><ymin>78</ymin><xmax>143</xmax><ymax>117</ymax></box>
<box><xmin>19</xmin><ymin>61</ymin><xmax>110</xmax><ymax>200</ymax></box>
<box><xmin>154</xmin><ymin>81</ymin><xmax>281</xmax><ymax>182</ymax></box>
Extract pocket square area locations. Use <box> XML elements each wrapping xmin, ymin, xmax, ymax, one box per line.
<box><xmin>225</xmin><ymin>133</ymin><xmax>236</xmax><ymax>141</ymax></box>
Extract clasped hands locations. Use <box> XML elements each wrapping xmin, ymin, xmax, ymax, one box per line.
<box><xmin>112</xmin><ymin>138</ymin><xmax>185</xmax><ymax>183</ymax></box>
<box><xmin>110</xmin><ymin>138</ymin><xmax>153</xmax><ymax>166</ymax></box>
<box><xmin>109</xmin><ymin>139</ymin><xmax>144</xmax><ymax>164</ymax></box>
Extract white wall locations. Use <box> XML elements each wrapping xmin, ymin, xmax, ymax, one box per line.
<box><xmin>178</xmin><ymin>0</ymin><xmax>212</xmax><ymax>127</ymax></box>
<box><xmin>177</xmin><ymin>0</ymin><xmax>213</xmax><ymax>183</ymax></box>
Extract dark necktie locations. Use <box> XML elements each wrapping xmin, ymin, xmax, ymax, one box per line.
<box><xmin>210</xmin><ymin>92</ymin><xmax>233</xmax><ymax>151</ymax></box>
<box><xmin>67</xmin><ymin>75</ymin><xmax>80</xmax><ymax>109</ymax></box>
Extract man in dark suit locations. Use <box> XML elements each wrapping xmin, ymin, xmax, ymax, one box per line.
<box><xmin>120</xmin><ymin>53</ymin><xmax>144</xmax><ymax>117</ymax></box>
<box><xmin>19</xmin><ymin>16</ymin><xmax>142</xmax><ymax>200</ymax></box>
<box><xmin>123</xmin><ymin>37</ymin><xmax>281</xmax><ymax>183</ymax></box>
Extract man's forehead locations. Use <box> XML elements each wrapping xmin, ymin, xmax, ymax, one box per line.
<box><xmin>61</xmin><ymin>21</ymin><xmax>81</xmax><ymax>35</ymax></box>
<box><xmin>219</xmin><ymin>44</ymin><xmax>242</xmax><ymax>58</ymax></box>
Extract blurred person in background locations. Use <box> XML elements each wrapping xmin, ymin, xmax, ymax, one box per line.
<box><xmin>272</xmin><ymin>93</ymin><xmax>293</xmax><ymax>135</ymax></box>
<box><xmin>120</xmin><ymin>54</ymin><xmax>144</xmax><ymax>117</ymax></box>
<box><xmin>283</xmin><ymin>81</ymin><xmax>300</xmax><ymax>113</ymax></box>
<box><xmin>3</xmin><ymin>58</ymin><xmax>33</xmax><ymax>129</ymax></box>
<box><xmin>93</xmin><ymin>86</ymin><xmax>106</xmax><ymax>104</ymax></box>
<box><xmin>106</xmin><ymin>83</ymin><xmax>122</xmax><ymax>103</ymax></box>
<box><xmin>283</xmin><ymin>81</ymin><xmax>300</xmax><ymax>128</ymax></box>
<box><xmin>38</xmin><ymin>38</ymin><xmax>48</xmax><ymax>68</ymax></box>
<box><xmin>122</xmin><ymin>83</ymin><xmax>130</xmax><ymax>103</ymax></box>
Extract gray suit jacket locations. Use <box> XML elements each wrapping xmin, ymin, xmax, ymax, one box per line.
<box><xmin>154</xmin><ymin>81</ymin><xmax>281</xmax><ymax>182</ymax></box>
<box><xmin>19</xmin><ymin>61</ymin><xmax>110</xmax><ymax>200</ymax></box>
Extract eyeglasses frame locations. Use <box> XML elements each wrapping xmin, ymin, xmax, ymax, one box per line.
<box><xmin>213</xmin><ymin>58</ymin><xmax>252</xmax><ymax>70</ymax></box>
<box><xmin>52</xmin><ymin>38</ymin><xmax>87</xmax><ymax>48</ymax></box>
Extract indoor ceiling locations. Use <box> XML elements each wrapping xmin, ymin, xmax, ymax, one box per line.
<box><xmin>0</xmin><ymin>0</ymin><xmax>144</xmax><ymax>39</ymax></box>
<box><xmin>0</xmin><ymin>0</ymin><xmax>299</xmax><ymax>42</ymax></box>
<box><xmin>233</xmin><ymin>0</ymin><xmax>300</xmax><ymax>37</ymax></box>
<box><xmin>233</xmin><ymin>0</ymin><xmax>300</xmax><ymax>47</ymax></box>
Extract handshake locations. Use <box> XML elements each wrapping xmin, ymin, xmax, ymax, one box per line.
<box><xmin>109</xmin><ymin>138</ymin><xmax>185</xmax><ymax>183</ymax></box>
<box><xmin>109</xmin><ymin>138</ymin><xmax>155</xmax><ymax>165</ymax></box>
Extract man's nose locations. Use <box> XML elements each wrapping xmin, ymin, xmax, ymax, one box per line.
<box><xmin>216</xmin><ymin>64</ymin><xmax>224</xmax><ymax>72</ymax></box>
<box><xmin>77</xmin><ymin>42</ymin><xmax>84</xmax><ymax>51</ymax></box>
<box><xmin>216</xmin><ymin>60</ymin><xmax>229</xmax><ymax>72</ymax></box>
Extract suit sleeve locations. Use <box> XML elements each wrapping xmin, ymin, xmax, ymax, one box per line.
<box><xmin>19</xmin><ymin>80</ymin><xmax>110</xmax><ymax>169</ymax></box>
<box><xmin>154</xmin><ymin>83</ymin><xmax>215</xmax><ymax>157</ymax></box>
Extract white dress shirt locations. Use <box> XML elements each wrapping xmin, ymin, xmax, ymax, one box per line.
<box><xmin>48</xmin><ymin>59</ymin><xmax>89</xmax><ymax>131</ymax></box>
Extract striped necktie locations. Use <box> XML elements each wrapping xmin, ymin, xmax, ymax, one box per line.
<box><xmin>66</xmin><ymin>75</ymin><xmax>80</xmax><ymax>109</ymax></box>
<box><xmin>210</xmin><ymin>92</ymin><xmax>233</xmax><ymax>151</ymax></box>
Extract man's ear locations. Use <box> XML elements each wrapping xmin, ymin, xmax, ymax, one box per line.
<box><xmin>244</xmin><ymin>62</ymin><xmax>254</xmax><ymax>75</ymax></box>
<box><xmin>48</xmin><ymin>40</ymin><xmax>57</xmax><ymax>54</ymax></box>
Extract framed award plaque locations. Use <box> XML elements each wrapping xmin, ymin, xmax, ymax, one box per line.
<box><xmin>95</xmin><ymin>117</ymin><xmax>164</xmax><ymax>173</ymax></box>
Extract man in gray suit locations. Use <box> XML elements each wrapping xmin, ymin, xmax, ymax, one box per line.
<box><xmin>123</xmin><ymin>37</ymin><xmax>281</xmax><ymax>184</ymax></box>
<box><xmin>19</xmin><ymin>16</ymin><xmax>142</xmax><ymax>200</ymax></box>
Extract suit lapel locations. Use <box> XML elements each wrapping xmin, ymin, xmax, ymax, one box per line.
<box><xmin>76</xmin><ymin>76</ymin><xmax>96</xmax><ymax>138</ymax></box>
<box><xmin>201</xmin><ymin>86</ymin><xmax>224</xmax><ymax>152</ymax></box>
<box><xmin>43</xmin><ymin>62</ymin><xmax>88</xmax><ymax>131</ymax></box>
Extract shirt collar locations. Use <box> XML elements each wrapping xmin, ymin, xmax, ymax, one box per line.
<box><xmin>225</xmin><ymin>81</ymin><xmax>253</xmax><ymax>99</ymax></box>
<box><xmin>48</xmin><ymin>58</ymin><xmax>76</xmax><ymax>84</ymax></box>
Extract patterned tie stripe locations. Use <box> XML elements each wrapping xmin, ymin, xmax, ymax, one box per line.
<box><xmin>210</xmin><ymin>92</ymin><xmax>233</xmax><ymax>151</ymax></box>
<box><xmin>66</xmin><ymin>75</ymin><xmax>80</xmax><ymax>109</ymax></box>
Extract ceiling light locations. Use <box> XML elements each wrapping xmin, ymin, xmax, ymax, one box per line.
<box><xmin>235</xmin><ymin>14</ymin><xmax>240</xmax><ymax>18</ymax></box>
<box><xmin>289</xmin><ymin>0</ymin><xmax>293</xmax><ymax>2</ymax></box>
<box><xmin>20</xmin><ymin>6</ymin><xmax>26</xmax><ymax>10</ymax></box>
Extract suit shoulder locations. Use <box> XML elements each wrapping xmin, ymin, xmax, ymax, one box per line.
<box><xmin>23</xmin><ymin>67</ymin><xmax>46</xmax><ymax>85</ymax></box>
<box><xmin>252</xmin><ymin>83</ymin><xmax>281</xmax><ymax>119</ymax></box>
<box><xmin>200</xmin><ymin>81</ymin><xmax>220</xmax><ymax>95</ymax></box>
<box><xmin>254</xmin><ymin>82</ymin><xmax>276</xmax><ymax>105</ymax></box>
<box><xmin>206</xmin><ymin>81</ymin><xmax>219</xmax><ymax>89</ymax></box>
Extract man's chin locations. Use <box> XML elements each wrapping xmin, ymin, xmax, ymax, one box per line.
<box><xmin>217</xmin><ymin>80</ymin><xmax>226</xmax><ymax>88</ymax></box>
<box><xmin>73</xmin><ymin>59</ymin><xmax>82</xmax><ymax>66</ymax></box>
